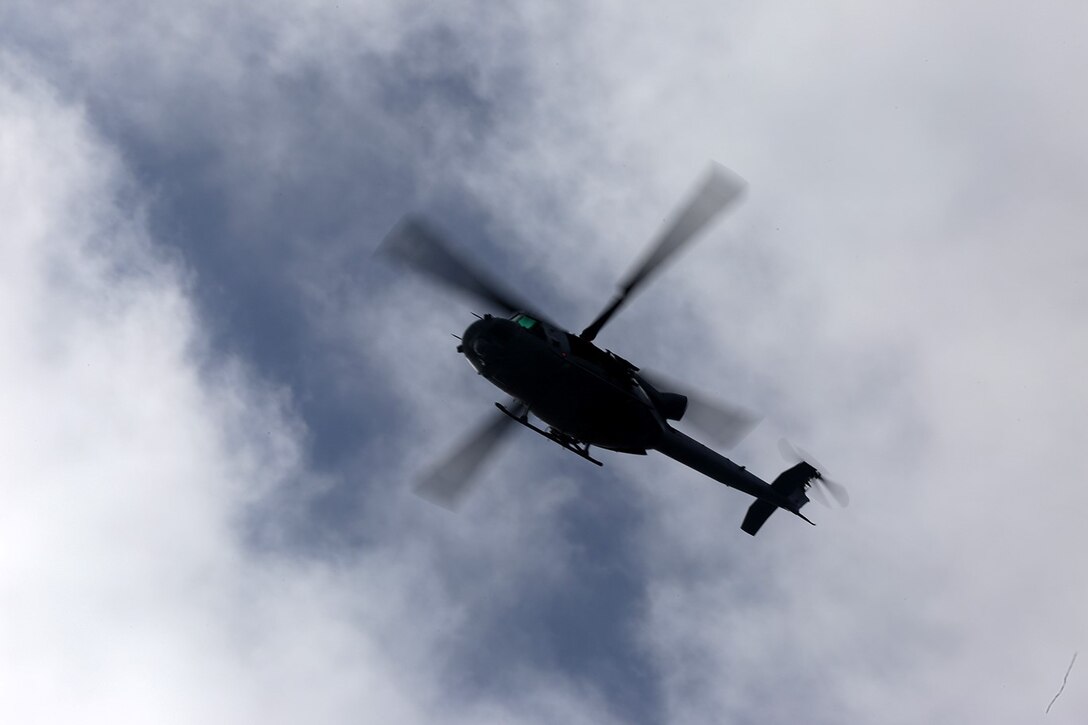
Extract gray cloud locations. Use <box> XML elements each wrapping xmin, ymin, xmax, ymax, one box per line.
<box><xmin>3</xmin><ymin>0</ymin><xmax>1087</xmax><ymax>723</ymax></box>
<box><xmin>0</xmin><ymin>58</ymin><xmax>626</xmax><ymax>724</ymax></box>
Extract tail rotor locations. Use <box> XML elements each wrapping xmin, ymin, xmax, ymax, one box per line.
<box><xmin>778</xmin><ymin>438</ymin><xmax>851</xmax><ymax>508</ymax></box>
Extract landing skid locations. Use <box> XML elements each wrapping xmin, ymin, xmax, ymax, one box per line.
<box><xmin>495</xmin><ymin>402</ymin><xmax>604</xmax><ymax>466</ymax></box>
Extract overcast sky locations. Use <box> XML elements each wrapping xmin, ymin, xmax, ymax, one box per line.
<box><xmin>2</xmin><ymin>1</ymin><xmax>1086</xmax><ymax>723</ymax></box>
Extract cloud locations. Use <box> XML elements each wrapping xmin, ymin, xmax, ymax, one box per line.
<box><xmin>496</xmin><ymin>3</ymin><xmax>1088</xmax><ymax>722</ymax></box>
<box><xmin>0</xmin><ymin>61</ymin><xmax>630</xmax><ymax>724</ymax></box>
<box><xmin>3</xmin><ymin>1</ymin><xmax>1088</xmax><ymax>723</ymax></box>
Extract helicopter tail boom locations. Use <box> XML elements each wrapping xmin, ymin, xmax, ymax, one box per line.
<box><xmin>655</xmin><ymin>427</ymin><xmax>818</xmax><ymax>535</ymax></box>
<box><xmin>654</xmin><ymin>427</ymin><xmax>775</xmax><ymax>503</ymax></box>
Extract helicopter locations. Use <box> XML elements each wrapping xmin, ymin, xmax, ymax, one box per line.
<box><xmin>379</xmin><ymin>163</ymin><xmax>847</xmax><ymax>535</ymax></box>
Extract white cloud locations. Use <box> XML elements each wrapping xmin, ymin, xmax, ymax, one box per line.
<box><xmin>4</xmin><ymin>1</ymin><xmax>1087</xmax><ymax>723</ymax></box>
<box><xmin>0</xmin><ymin>61</ymin><xmax>622</xmax><ymax>724</ymax></box>
<box><xmin>361</xmin><ymin>2</ymin><xmax>1088</xmax><ymax>721</ymax></box>
<box><xmin>461</xmin><ymin>3</ymin><xmax>1088</xmax><ymax>722</ymax></box>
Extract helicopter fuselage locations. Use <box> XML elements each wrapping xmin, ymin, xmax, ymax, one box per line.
<box><xmin>459</xmin><ymin>314</ymin><xmax>663</xmax><ymax>452</ymax></box>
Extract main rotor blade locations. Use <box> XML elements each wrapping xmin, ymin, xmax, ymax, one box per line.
<box><xmin>581</xmin><ymin>163</ymin><xmax>746</xmax><ymax>341</ymax></box>
<box><xmin>414</xmin><ymin>401</ymin><xmax>527</xmax><ymax>510</ymax></box>
<box><xmin>639</xmin><ymin>370</ymin><xmax>760</xmax><ymax>450</ymax></box>
<box><xmin>681</xmin><ymin>394</ymin><xmax>761</xmax><ymax>450</ymax></box>
<box><xmin>379</xmin><ymin>215</ymin><xmax>546</xmax><ymax>320</ymax></box>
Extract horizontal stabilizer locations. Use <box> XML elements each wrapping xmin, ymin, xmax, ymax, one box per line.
<box><xmin>741</xmin><ymin>499</ymin><xmax>777</xmax><ymax>536</ymax></box>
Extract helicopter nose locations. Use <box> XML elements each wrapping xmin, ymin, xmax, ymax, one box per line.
<box><xmin>460</xmin><ymin>318</ymin><xmax>492</xmax><ymax>372</ymax></box>
<box><xmin>461</xmin><ymin>318</ymin><xmax>489</xmax><ymax>353</ymax></box>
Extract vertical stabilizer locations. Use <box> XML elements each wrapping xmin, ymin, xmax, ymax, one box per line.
<box><xmin>740</xmin><ymin>461</ymin><xmax>819</xmax><ymax>535</ymax></box>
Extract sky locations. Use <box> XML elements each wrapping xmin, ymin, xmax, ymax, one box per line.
<box><xmin>1</xmin><ymin>1</ymin><xmax>1086</xmax><ymax>723</ymax></box>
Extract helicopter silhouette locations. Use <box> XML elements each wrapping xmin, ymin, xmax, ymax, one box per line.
<box><xmin>379</xmin><ymin>163</ymin><xmax>847</xmax><ymax>535</ymax></box>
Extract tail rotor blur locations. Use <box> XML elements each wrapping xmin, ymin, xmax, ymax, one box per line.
<box><xmin>778</xmin><ymin>438</ymin><xmax>850</xmax><ymax>507</ymax></box>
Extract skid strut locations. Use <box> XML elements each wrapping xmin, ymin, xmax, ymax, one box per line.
<box><xmin>495</xmin><ymin>402</ymin><xmax>603</xmax><ymax>466</ymax></box>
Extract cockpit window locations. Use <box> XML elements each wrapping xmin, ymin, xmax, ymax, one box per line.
<box><xmin>514</xmin><ymin>314</ymin><xmax>538</xmax><ymax>330</ymax></box>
